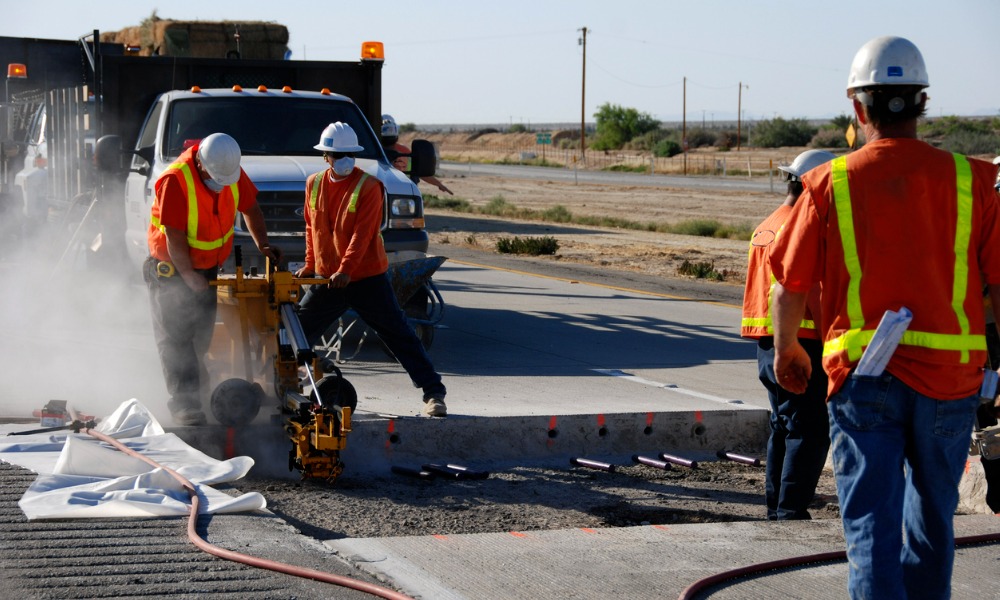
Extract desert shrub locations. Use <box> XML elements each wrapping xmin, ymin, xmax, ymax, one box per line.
<box><xmin>424</xmin><ymin>195</ymin><xmax>471</xmax><ymax>211</ymax></box>
<box><xmin>541</xmin><ymin>205</ymin><xmax>573</xmax><ymax>222</ymax></box>
<box><xmin>751</xmin><ymin>117</ymin><xmax>818</xmax><ymax>148</ymax></box>
<box><xmin>605</xmin><ymin>164</ymin><xmax>648</xmax><ymax>173</ymax></box>
<box><xmin>400</xmin><ymin>122</ymin><xmax>417</xmax><ymax>134</ymax></box>
<box><xmin>591</xmin><ymin>102</ymin><xmax>660</xmax><ymax>150</ymax></box>
<box><xmin>508</xmin><ymin>123</ymin><xmax>528</xmax><ymax>133</ymax></box>
<box><xmin>627</xmin><ymin>128</ymin><xmax>671</xmax><ymax>152</ymax></box>
<box><xmin>660</xmin><ymin>219</ymin><xmax>753</xmax><ymax>241</ymax></box>
<box><xmin>809</xmin><ymin>128</ymin><xmax>850</xmax><ymax>149</ymax></box>
<box><xmin>482</xmin><ymin>195</ymin><xmax>515</xmax><ymax>216</ymax></box>
<box><xmin>684</xmin><ymin>127</ymin><xmax>716</xmax><ymax>148</ymax></box>
<box><xmin>496</xmin><ymin>236</ymin><xmax>559</xmax><ymax>255</ymax></box>
<box><xmin>715</xmin><ymin>130</ymin><xmax>736</xmax><ymax>150</ymax></box>
<box><xmin>919</xmin><ymin>117</ymin><xmax>1000</xmax><ymax>155</ymax></box>
<box><xmin>825</xmin><ymin>114</ymin><xmax>853</xmax><ymax>131</ymax></box>
<box><xmin>653</xmin><ymin>139</ymin><xmax>682</xmax><ymax>158</ymax></box>
<box><xmin>677</xmin><ymin>260</ymin><xmax>725</xmax><ymax>281</ymax></box>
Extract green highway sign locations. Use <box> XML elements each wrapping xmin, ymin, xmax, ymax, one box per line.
<box><xmin>536</xmin><ymin>132</ymin><xmax>552</xmax><ymax>145</ymax></box>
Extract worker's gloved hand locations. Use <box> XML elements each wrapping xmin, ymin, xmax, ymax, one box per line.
<box><xmin>181</xmin><ymin>270</ymin><xmax>209</xmax><ymax>292</ymax></box>
<box><xmin>259</xmin><ymin>243</ymin><xmax>282</xmax><ymax>266</ymax></box>
<box><xmin>328</xmin><ymin>272</ymin><xmax>351</xmax><ymax>289</ymax></box>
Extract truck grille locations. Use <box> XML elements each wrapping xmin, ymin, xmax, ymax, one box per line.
<box><xmin>253</xmin><ymin>190</ymin><xmax>306</xmax><ymax>234</ymax></box>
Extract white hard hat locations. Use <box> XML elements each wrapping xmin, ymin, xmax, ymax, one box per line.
<box><xmin>994</xmin><ymin>156</ymin><xmax>1000</xmax><ymax>191</ymax></box>
<box><xmin>197</xmin><ymin>133</ymin><xmax>241</xmax><ymax>186</ymax></box>
<box><xmin>381</xmin><ymin>114</ymin><xmax>399</xmax><ymax>138</ymax></box>
<box><xmin>314</xmin><ymin>122</ymin><xmax>364</xmax><ymax>153</ymax></box>
<box><xmin>847</xmin><ymin>35</ymin><xmax>928</xmax><ymax>91</ymax></box>
<box><xmin>779</xmin><ymin>149</ymin><xmax>836</xmax><ymax>180</ymax></box>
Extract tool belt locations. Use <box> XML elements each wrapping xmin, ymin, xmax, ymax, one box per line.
<box><xmin>143</xmin><ymin>256</ymin><xmax>176</xmax><ymax>282</ymax></box>
<box><xmin>143</xmin><ymin>257</ymin><xmax>217</xmax><ymax>283</ymax></box>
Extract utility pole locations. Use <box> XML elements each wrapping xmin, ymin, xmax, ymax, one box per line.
<box><xmin>578</xmin><ymin>27</ymin><xmax>587</xmax><ymax>164</ymax></box>
<box><xmin>737</xmin><ymin>82</ymin><xmax>748</xmax><ymax>151</ymax></box>
<box><xmin>682</xmin><ymin>76</ymin><xmax>687</xmax><ymax>175</ymax></box>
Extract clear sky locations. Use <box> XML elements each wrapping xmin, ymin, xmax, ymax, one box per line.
<box><xmin>6</xmin><ymin>0</ymin><xmax>999</xmax><ymax>126</ymax></box>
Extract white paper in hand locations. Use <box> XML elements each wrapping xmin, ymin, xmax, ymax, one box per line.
<box><xmin>854</xmin><ymin>307</ymin><xmax>913</xmax><ymax>377</ymax></box>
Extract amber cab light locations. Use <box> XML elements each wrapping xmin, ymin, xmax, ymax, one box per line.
<box><xmin>7</xmin><ymin>63</ymin><xmax>27</xmax><ymax>79</ymax></box>
<box><xmin>360</xmin><ymin>41</ymin><xmax>384</xmax><ymax>62</ymax></box>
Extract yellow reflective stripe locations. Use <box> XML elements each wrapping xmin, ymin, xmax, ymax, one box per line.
<box><xmin>824</xmin><ymin>154</ymin><xmax>979</xmax><ymax>362</ymax></box>
<box><xmin>742</xmin><ymin>317</ymin><xmax>770</xmax><ymax>328</ymax></box>
<box><xmin>174</xmin><ymin>163</ymin><xmax>200</xmax><ymax>243</ymax></box>
<box><xmin>309</xmin><ymin>172</ymin><xmax>322</xmax><ymax>211</ymax></box>
<box><xmin>951</xmin><ymin>153</ymin><xmax>973</xmax><ymax>363</ymax></box>
<box><xmin>825</xmin><ymin>327</ymin><xmax>986</xmax><ymax>356</ymax></box>
<box><xmin>231</xmin><ymin>182</ymin><xmax>240</xmax><ymax>210</ymax></box>
<box><xmin>741</xmin><ymin>317</ymin><xmax>815</xmax><ymax>333</ymax></box>
<box><xmin>831</xmin><ymin>157</ymin><xmax>865</xmax><ymax>360</ymax></box>
<box><xmin>158</xmin><ymin>161</ymin><xmax>234</xmax><ymax>251</ymax></box>
<box><xmin>347</xmin><ymin>174</ymin><xmax>369</xmax><ymax>213</ymax></box>
<box><xmin>307</xmin><ymin>172</ymin><xmax>368</xmax><ymax>213</ymax></box>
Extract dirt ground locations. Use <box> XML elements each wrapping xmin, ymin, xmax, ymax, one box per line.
<box><xmin>237</xmin><ymin>461</ymin><xmax>841</xmax><ymax>540</ymax></box>
<box><xmin>422</xmin><ymin>170</ymin><xmax>779</xmax><ymax>289</ymax></box>
<box><xmin>232</xmin><ymin>164</ymin><xmax>846</xmax><ymax>539</ymax></box>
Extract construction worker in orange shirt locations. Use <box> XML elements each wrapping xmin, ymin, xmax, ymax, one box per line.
<box><xmin>144</xmin><ymin>133</ymin><xmax>279</xmax><ymax>426</ymax></box>
<box><xmin>380</xmin><ymin>114</ymin><xmax>453</xmax><ymax>195</ymax></box>
<box><xmin>294</xmin><ymin>122</ymin><xmax>448</xmax><ymax>417</ymax></box>
<box><xmin>769</xmin><ymin>36</ymin><xmax>1000</xmax><ymax>599</ymax></box>
<box><xmin>742</xmin><ymin>149</ymin><xmax>834</xmax><ymax>521</ymax></box>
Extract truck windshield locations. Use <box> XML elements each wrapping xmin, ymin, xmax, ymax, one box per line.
<box><xmin>163</xmin><ymin>96</ymin><xmax>383</xmax><ymax>159</ymax></box>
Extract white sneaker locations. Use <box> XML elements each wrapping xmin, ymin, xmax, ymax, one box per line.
<box><xmin>422</xmin><ymin>396</ymin><xmax>447</xmax><ymax>417</ymax></box>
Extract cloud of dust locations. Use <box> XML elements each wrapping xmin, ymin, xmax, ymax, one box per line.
<box><xmin>0</xmin><ymin>221</ymin><xmax>172</xmax><ymax>426</ymax></box>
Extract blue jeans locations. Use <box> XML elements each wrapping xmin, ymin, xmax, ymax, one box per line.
<box><xmin>758</xmin><ymin>338</ymin><xmax>830</xmax><ymax>520</ymax></box>
<box><xmin>296</xmin><ymin>273</ymin><xmax>445</xmax><ymax>398</ymax></box>
<box><xmin>828</xmin><ymin>373</ymin><xmax>979</xmax><ymax>600</ymax></box>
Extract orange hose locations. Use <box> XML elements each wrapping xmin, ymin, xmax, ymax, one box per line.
<box><xmin>84</xmin><ymin>427</ymin><xmax>414</xmax><ymax>600</ymax></box>
<box><xmin>677</xmin><ymin>529</ymin><xmax>1000</xmax><ymax>600</ymax></box>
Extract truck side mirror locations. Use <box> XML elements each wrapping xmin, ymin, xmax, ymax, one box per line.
<box><xmin>408</xmin><ymin>139</ymin><xmax>438</xmax><ymax>179</ymax></box>
<box><xmin>94</xmin><ymin>135</ymin><xmax>122</xmax><ymax>172</ymax></box>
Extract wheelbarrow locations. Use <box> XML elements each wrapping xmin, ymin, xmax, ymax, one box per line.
<box><xmin>316</xmin><ymin>252</ymin><xmax>447</xmax><ymax>363</ymax></box>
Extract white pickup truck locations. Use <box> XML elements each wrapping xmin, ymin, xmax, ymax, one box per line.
<box><xmin>120</xmin><ymin>85</ymin><xmax>435</xmax><ymax>274</ymax></box>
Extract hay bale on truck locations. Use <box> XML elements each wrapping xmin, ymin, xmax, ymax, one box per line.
<box><xmin>100</xmin><ymin>19</ymin><xmax>289</xmax><ymax>60</ymax></box>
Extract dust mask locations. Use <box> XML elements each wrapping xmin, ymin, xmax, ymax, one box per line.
<box><xmin>332</xmin><ymin>156</ymin><xmax>355</xmax><ymax>177</ymax></box>
<box><xmin>203</xmin><ymin>176</ymin><xmax>225</xmax><ymax>193</ymax></box>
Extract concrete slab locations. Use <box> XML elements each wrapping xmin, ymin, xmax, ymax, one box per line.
<box><xmin>326</xmin><ymin>515</ymin><xmax>1000</xmax><ymax>600</ymax></box>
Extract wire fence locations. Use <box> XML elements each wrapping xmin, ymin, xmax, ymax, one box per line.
<box><xmin>438</xmin><ymin>143</ymin><xmax>798</xmax><ymax>178</ymax></box>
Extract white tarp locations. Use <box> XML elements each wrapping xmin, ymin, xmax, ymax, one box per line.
<box><xmin>0</xmin><ymin>399</ymin><xmax>266</xmax><ymax>520</ymax></box>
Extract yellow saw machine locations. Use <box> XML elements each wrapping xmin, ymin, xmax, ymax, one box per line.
<box><xmin>208</xmin><ymin>248</ymin><xmax>357</xmax><ymax>482</ymax></box>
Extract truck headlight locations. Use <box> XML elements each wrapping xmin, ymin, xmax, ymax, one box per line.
<box><xmin>390</xmin><ymin>197</ymin><xmax>416</xmax><ymax>216</ymax></box>
<box><xmin>384</xmin><ymin>194</ymin><xmax>424</xmax><ymax>230</ymax></box>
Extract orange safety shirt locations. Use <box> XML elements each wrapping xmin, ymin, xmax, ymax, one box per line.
<box><xmin>147</xmin><ymin>144</ymin><xmax>258</xmax><ymax>269</ymax></box>
<box><xmin>770</xmin><ymin>138</ymin><xmax>1000</xmax><ymax>399</ymax></box>
<box><xmin>303</xmin><ymin>167</ymin><xmax>388</xmax><ymax>280</ymax></box>
<box><xmin>741</xmin><ymin>204</ymin><xmax>819</xmax><ymax>340</ymax></box>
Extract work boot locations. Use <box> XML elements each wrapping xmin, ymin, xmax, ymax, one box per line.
<box><xmin>171</xmin><ymin>407</ymin><xmax>207</xmax><ymax>426</ymax></box>
<box><xmin>422</xmin><ymin>394</ymin><xmax>447</xmax><ymax>417</ymax></box>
